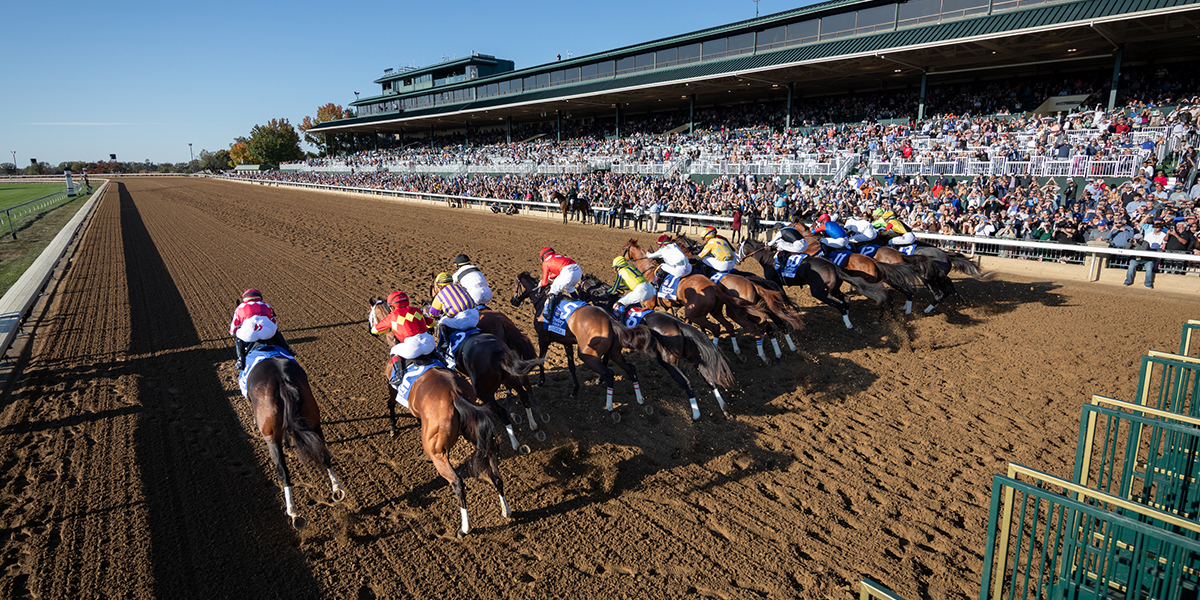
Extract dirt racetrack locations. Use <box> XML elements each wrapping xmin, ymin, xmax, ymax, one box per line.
<box><xmin>0</xmin><ymin>177</ymin><xmax>1195</xmax><ymax>600</ymax></box>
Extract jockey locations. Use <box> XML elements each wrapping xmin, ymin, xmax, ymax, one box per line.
<box><xmin>697</xmin><ymin>226</ymin><xmax>737</xmax><ymax>274</ymax></box>
<box><xmin>429</xmin><ymin>272</ymin><xmax>480</xmax><ymax>356</ymax></box>
<box><xmin>845</xmin><ymin>213</ymin><xmax>879</xmax><ymax>246</ymax></box>
<box><xmin>766</xmin><ymin>222</ymin><xmax>809</xmax><ymax>262</ymax></box>
<box><xmin>229</xmin><ymin>288</ymin><xmax>294</xmax><ymax>370</ymax></box>
<box><xmin>538</xmin><ymin>247</ymin><xmax>582</xmax><ymax>322</ymax></box>
<box><xmin>451</xmin><ymin>253</ymin><xmax>493</xmax><ymax>306</ymax></box>
<box><xmin>370</xmin><ymin>290</ymin><xmax>437</xmax><ymax>388</ymax></box>
<box><xmin>646</xmin><ymin>233</ymin><xmax>692</xmax><ymax>291</ymax></box>
<box><xmin>812</xmin><ymin>214</ymin><xmax>849</xmax><ymax>251</ymax></box>
<box><xmin>608</xmin><ymin>256</ymin><xmax>654</xmax><ymax>321</ymax></box>
<box><xmin>877</xmin><ymin>210</ymin><xmax>917</xmax><ymax>247</ymax></box>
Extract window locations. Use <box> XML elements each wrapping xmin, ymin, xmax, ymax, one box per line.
<box><xmin>616</xmin><ymin>56</ymin><xmax>635</xmax><ymax>74</ymax></box>
<box><xmin>855</xmin><ymin>5</ymin><xmax>894</xmax><ymax>35</ymax></box>
<box><xmin>758</xmin><ymin>25</ymin><xmax>785</xmax><ymax>51</ymax></box>
<box><xmin>551</xmin><ymin>70</ymin><xmax>565</xmax><ymax>85</ymax></box>
<box><xmin>566</xmin><ymin>67</ymin><xmax>580</xmax><ymax>83</ymax></box>
<box><xmin>536</xmin><ymin>73</ymin><xmax>549</xmax><ymax>88</ymax></box>
<box><xmin>727</xmin><ymin>32</ymin><xmax>754</xmax><ymax>55</ymax></box>
<box><xmin>524</xmin><ymin>75</ymin><xmax>536</xmax><ymax>90</ymax></box>
<box><xmin>678</xmin><ymin>43</ymin><xmax>701</xmax><ymax>64</ymax></box>
<box><xmin>898</xmin><ymin>0</ymin><xmax>941</xmax><ymax>28</ymax></box>
<box><xmin>941</xmin><ymin>0</ymin><xmax>989</xmax><ymax>20</ymax></box>
<box><xmin>581</xmin><ymin>62</ymin><xmax>599</xmax><ymax>81</ymax></box>
<box><xmin>702</xmin><ymin>38</ymin><xmax>726</xmax><ymax>60</ymax></box>
<box><xmin>656</xmin><ymin>47</ymin><xmax>677</xmax><ymax>67</ymax></box>
<box><xmin>787</xmin><ymin>20</ymin><xmax>819</xmax><ymax>45</ymax></box>
<box><xmin>819</xmin><ymin>12</ymin><xmax>856</xmax><ymax>40</ymax></box>
<box><xmin>634</xmin><ymin>52</ymin><xmax>654</xmax><ymax>71</ymax></box>
<box><xmin>597</xmin><ymin>60</ymin><xmax>615</xmax><ymax>77</ymax></box>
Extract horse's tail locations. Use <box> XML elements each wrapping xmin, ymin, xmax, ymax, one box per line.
<box><xmin>833</xmin><ymin>265</ymin><xmax>892</xmax><ymax>306</ymax></box>
<box><xmin>453</xmin><ymin>393</ymin><xmax>499</xmax><ymax>479</ymax></box>
<box><xmin>506</xmin><ymin>326</ymin><xmax>538</xmax><ymax>360</ymax></box>
<box><xmin>873</xmin><ymin>261</ymin><xmax>924</xmax><ymax>297</ymax></box>
<box><xmin>278</xmin><ymin>359</ymin><xmax>331</xmax><ymax>468</ymax></box>
<box><xmin>710</xmin><ymin>283</ymin><xmax>773</xmax><ymax>323</ymax></box>
<box><xmin>500</xmin><ymin>349</ymin><xmax>545</xmax><ymax>379</ymax></box>
<box><xmin>667</xmin><ymin>313</ymin><xmax>735</xmax><ymax>389</ymax></box>
<box><xmin>947</xmin><ymin>252</ymin><xmax>997</xmax><ymax>280</ymax></box>
<box><xmin>746</xmin><ymin>274</ymin><xmax>799</xmax><ymax>309</ymax></box>
<box><xmin>753</xmin><ymin>283</ymin><xmax>805</xmax><ymax>331</ymax></box>
<box><xmin>902</xmin><ymin>254</ymin><xmax>941</xmax><ymax>281</ymax></box>
<box><xmin>610</xmin><ymin>318</ymin><xmax>662</xmax><ymax>357</ymax></box>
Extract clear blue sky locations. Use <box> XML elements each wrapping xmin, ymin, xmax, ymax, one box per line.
<box><xmin>0</xmin><ymin>0</ymin><xmax>814</xmax><ymax>167</ymax></box>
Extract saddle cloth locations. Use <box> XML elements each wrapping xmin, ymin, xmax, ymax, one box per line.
<box><xmin>238</xmin><ymin>346</ymin><xmax>295</xmax><ymax>397</ymax></box>
<box><xmin>855</xmin><ymin>244</ymin><xmax>883</xmax><ymax>258</ymax></box>
<box><xmin>777</xmin><ymin>254</ymin><xmax>808</xmax><ymax>279</ymax></box>
<box><xmin>624</xmin><ymin>307</ymin><xmax>652</xmax><ymax>328</ymax></box>
<box><xmin>395</xmin><ymin>360</ymin><xmax>444</xmax><ymax>409</ymax></box>
<box><xmin>896</xmin><ymin>244</ymin><xmax>917</xmax><ymax>255</ymax></box>
<box><xmin>657</xmin><ymin>274</ymin><xmax>683</xmax><ymax>300</ymax></box>
<box><xmin>820</xmin><ymin>248</ymin><xmax>853</xmax><ymax>268</ymax></box>
<box><xmin>710</xmin><ymin>272</ymin><xmax>729</xmax><ymax>283</ymax></box>
<box><xmin>445</xmin><ymin>327</ymin><xmax>481</xmax><ymax>370</ymax></box>
<box><xmin>546</xmin><ymin>300</ymin><xmax>588</xmax><ymax>336</ymax></box>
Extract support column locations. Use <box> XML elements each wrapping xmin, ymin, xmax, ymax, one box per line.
<box><xmin>373</xmin><ymin>131</ymin><xmax>379</xmax><ymax>151</ymax></box>
<box><xmin>430</xmin><ymin>124</ymin><xmax>435</xmax><ymax>147</ymax></box>
<box><xmin>400</xmin><ymin>129</ymin><xmax>404</xmax><ymax>148</ymax></box>
<box><xmin>465</xmin><ymin>123</ymin><xmax>469</xmax><ymax>147</ymax></box>
<box><xmin>1108</xmin><ymin>45</ymin><xmax>1123</xmax><ymax>112</ymax></box>
<box><xmin>917</xmin><ymin>72</ymin><xmax>928</xmax><ymax>121</ymax></box>
<box><xmin>615</xmin><ymin>105</ymin><xmax>621</xmax><ymax>138</ymax></box>
<box><xmin>689</xmin><ymin>95</ymin><xmax>695</xmax><ymax>135</ymax></box>
<box><xmin>506</xmin><ymin>117</ymin><xmax>512</xmax><ymax>144</ymax></box>
<box><xmin>785</xmin><ymin>83</ymin><xmax>794</xmax><ymax>130</ymax></box>
<box><xmin>557</xmin><ymin>110</ymin><xmax>562</xmax><ymax>143</ymax></box>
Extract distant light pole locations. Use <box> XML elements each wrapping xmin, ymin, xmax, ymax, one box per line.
<box><xmin>9</xmin><ymin>151</ymin><xmax>14</xmax><ymax>170</ymax></box>
<box><xmin>188</xmin><ymin>143</ymin><xmax>193</xmax><ymax>162</ymax></box>
<box><xmin>753</xmin><ymin>0</ymin><xmax>762</xmax><ymax>17</ymax></box>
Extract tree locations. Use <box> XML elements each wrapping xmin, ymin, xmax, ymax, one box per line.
<box><xmin>199</xmin><ymin>149</ymin><xmax>231</xmax><ymax>172</ymax></box>
<box><xmin>245</xmin><ymin>118</ymin><xmax>303</xmax><ymax>168</ymax></box>
<box><xmin>299</xmin><ymin>103</ymin><xmax>355</xmax><ymax>157</ymax></box>
<box><xmin>229</xmin><ymin>141</ymin><xmax>256</xmax><ymax>167</ymax></box>
<box><xmin>0</xmin><ymin>163</ymin><xmax>17</xmax><ymax>175</ymax></box>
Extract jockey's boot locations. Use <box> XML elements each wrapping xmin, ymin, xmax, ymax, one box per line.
<box><xmin>234</xmin><ymin>339</ymin><xmax>247</xmax><ymax>370</ymax></box>
<box><xmin>389</xmin><ymin>357</ymin><xmax>407</xmax><ymax>389</ymax></box>
<box><xmin>613</xmin><ymin>304</ymin><xmax>630</xmax><ymax>322</ymax></box>
<box><xmin>435</xmin><ymin>324</ymin><xmax>451</xmax><ymax>357</ymax></box>
<box><xmin>544</xmin><ymin>293</ymin><xmax>563</xmax><ymax>322</ymax></box>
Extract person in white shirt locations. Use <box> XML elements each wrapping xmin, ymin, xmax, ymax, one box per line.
<box><xmin>451</xmin><ymin>254</ymin><xmax>493</xmax><ymax>306</ymax></box>
<box><xmin>646</xmin><ymin>234</ymin><xmax>693</xmax><ymax>291</ymax></box>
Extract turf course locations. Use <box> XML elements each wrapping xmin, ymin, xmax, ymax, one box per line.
<box><xmin>0</xmin><ymin>183</ymin><xmax>95</xmax><ymax>295</ymax></box>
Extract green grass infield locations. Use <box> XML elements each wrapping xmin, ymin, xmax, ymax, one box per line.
<box><xmin>0</xmin><ymin>183</ymin><xmax>97</xmax><ymax>295</ymax></box>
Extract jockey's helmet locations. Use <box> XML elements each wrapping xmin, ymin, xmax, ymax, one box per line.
<box><xmin>539</xmin><ymin>247</ymin><xmax>555</xmax><ymax>260</ymax></box>
<box><xmin>387</xmin><ymin>291</ymin><xmax>409</xmax><ymax>308</ymax></box>
<box><xmin>453</xmin><ymin>254</ymin><xmax>471</xmax><ymax>267</ymax></box>
<box><xmin>435</xmin><ymin>272</ymin><xmax>453</xmax><ymax>285</ymax></box>
<box><xmin>657</xmin><ymin>234</ymin><xmax>672</xmax><ymax>245</ymax></box>
<box><xmin>773</xmin><ymin>222</ymin><xmax>785</xmax><ymax>230</ymax></box>
<box><xmin>612</xmin><ymin>256</ymin><xmax>628</xmax><ymax>269</ymax></box>
<box><xmin>872</xmin><ymin>207</ymin><xmax>885</xmax><ymax>218</ymax></box>
<box><xmin>703</xmin><ymin>226</ymin><xmax>717</xmax><ymax>239</ymax></box>
<box><xmin>242</xmin><ymin>289</ymin><xmax>262</xmax><ymax>301</ymax></box>
<box><xmin>882</xmin><ymin>210</ymin><xmax>896</xmax><ymax>219</ymax></box>
<box><xmin>817</xmin><ymin>214</ymin><xmax>831</xmax><ymax>223</ymax></box>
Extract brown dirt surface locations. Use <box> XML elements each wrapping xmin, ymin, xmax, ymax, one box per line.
<box><xmin>0</xmin><ymin>177</ymin><xmax>1195</xmax><ymax>599</ymax></box>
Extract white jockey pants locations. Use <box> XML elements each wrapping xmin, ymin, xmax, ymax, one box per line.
<box><xmin>702</xmin><ymin>256</ymin><xmax>737</xmax><ymax>273</ymax></box>
<box><xmin>439</xmin><ymin>307</ymin><xmax>480</xmax><ymax>330</ymax></box>
<box><xmin>660</xmin><ymin>261</ymin><xmax>692</xmax><ymax>279</ymax></box>
<box><xmin>822</xmin><ymin>236</ymin><xmax>849</xmax><ymax>250</ymax></box>
<box><xmin>617</xmin><ymin>282</ymin><xmax>655</xmax><ymax>307</ymax></box>
<box><xmin>850</xmin><ymin>231</ymin><xmax>878</xmax><ymax>244</ymax></box>
<box><xmin>548</xmin><ymin>264</ymin><xmax>583</xmax><ymax>295</ymax></box>
<box><xmin>235</xmin><ymin>316</ymin><xmax>277</xmax><ymax>343</ymax></box>
<box><xmin>392</xmin><ymin>332</ymin><xmax>436</xmax><ymax>359</ymax></box>
<box><xmin>888</xmin><ymin>232</ymin><xmax>917</xmax><ymax>246</ymax></box>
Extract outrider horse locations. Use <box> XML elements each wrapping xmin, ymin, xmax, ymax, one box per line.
<box><xmin>244</xmin><ymin>355</ymin><xmax>346</xmax><ymax>529</ymax></box>
<box><xmin>511</xmin><ymin>272</ymin><xmax>659</xmax><ymax>421</ymax></box>
<box><xmin>737</xmin><ymin>237</ymin><xmax>890</xmax><ymax>329</ymax></box>
<box><xmin>577</xmin><ymin>275</ymin><xmax>737</xmax><ymax>420</ymax></box>
<box><xmin>620</xmin><ymin>239</ymin><xmax>774</xmax><ymax>353</ymax></box>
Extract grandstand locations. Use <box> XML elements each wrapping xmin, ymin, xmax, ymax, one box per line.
<box><xmin>308</xmin><ymin>0</ymin><xmax>1200</xmax><ymax>144</ymax></box>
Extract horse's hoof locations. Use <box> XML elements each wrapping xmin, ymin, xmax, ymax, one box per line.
<box><xmin>642</xmin><ymin>405</ymin><xmax>654</xmax><ymax>416</ymax></box>
<box><xmin>291</xmin><ymin>515</ymin><xmax>307</xmax><ymax>530</ymax></box>
<box><xmin>331</xmin><ymin>488</ymin><xmax>347</xmax><ymax>503</ymax></box>
<box><xmin>534</xmin><ymin>430</ymin><xmax>547</xmax><ymax>442</ymax></box>
<box><xmin>610</xmin><ymin>411</ymin><xmax>622</xmax><ymax>424</ymax></box>
<box><xmin>389</xmin><ymin>428</ymin><xmax>396</xmax><ymax>438</ymax></box>
<box><xmin>518</xmin><ymin>444</ymin><xmax>532</xmax><ymax>455</ymax></box>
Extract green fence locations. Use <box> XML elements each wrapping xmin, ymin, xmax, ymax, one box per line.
<box><xmin>0</xmin><ymin>186</ymin><xmax>90</xmax><ymax>240</ymax></box>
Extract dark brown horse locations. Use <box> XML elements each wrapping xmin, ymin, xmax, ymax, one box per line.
<box><xmin>620</xmin><ymin>239</ymin><xmax>774</xmax><ymax>354</ymax></box>
<box><xmin>399</xmin><ymin>365</ymin><xmax>510</xmax><ymax>536</ymax></box>
<box><xmin>511</xmin><ymin>272</ymin><xmax>660</xmax><ymax>422</ymax></box>
<box><xmin>245</xmin><ymin>355</ymin><xmax>346</xmax><ymax>529</ymax></box>
<box><xmin>545</xmin><ymin>189</ymin><xmax>583</xmax><ymax>225</ymax></box>
<box><xmin>577</xmin><ymin>275</ymin><xmax>737</xmax><ymax>420</ymax></box>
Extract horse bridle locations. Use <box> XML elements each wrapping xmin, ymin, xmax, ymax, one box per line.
<box><xmin>737</xmin><ymin>240</ymin><xmax>769</xmax><ymax>264</ymax></box>
<box><xmin>622</xmin><ymin>242</ymin><xmax>658</xmax><ymax>273</ymax></box>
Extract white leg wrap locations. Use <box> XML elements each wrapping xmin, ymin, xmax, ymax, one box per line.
<box><xmin>283</xmin><ymin>486</ymin><xmax>297</xmax><ymax>517</ymax></box>
<box><xmin>460</xmin><ymin>507</ymin><xmax>470</xmax><ymax>535</ymax></box>
<box><xmin>688</xmin><ymin>397</ymin><xmax>700</xmax><ymax>420</ymax></box>
<box><xmin>711</xmin><ymin>337</ymin><xmax>719</xmax><ymax>346</ymax></box>
<box><xmin>756</xmin><ymin>339</ymin><xmax>767</xmax><ymax>363</ymax></box>
<box><xmin>633</xmin><ymin>382</ymin><xmax>644</xmax><ymax>405</ymax></box>
<box><xmin>505</xmin><ymin>424</ymin><xmax>519</xmax><ymax>450</ymax></box>
<box><xmin>771</xmin><ymin>338</ymin><xmax>782</xmax><ymax>358</ymax></box>
<box><xmin>327</xmin><ymin>469</ymin><xmax>341</xmax><ymax>489</ymax></box>
<box><xmin>713</xmin><ymin>388</ymin><xmax>727</xmax><ymax>413</ymax></box>
<box><xmin>499</xmin><ymin>495</ymin><xmax>512</xmax><ymax>519</ymax></box>
<box><xmin>904</xmin><ymin>300</ymin><xmax>913</xmax><ymax>314</ymax></box>
<box><xmin>784</xmin><ymin>333</ymin><xmax>796</xmax><ymax>352</ymax></box>
<box><xmin>731</xmin><ymin>338</ymin><xmax>741</xmax><ymax>354</ymax></box>
<box><xmin>842</xmin><ymin>315</ymin><xmax>853</xmax><ymax>329</ymax></box>
<box><xmin>924</xmin><ymin>304</ymin><xmax>936</xmax><ymax>314</ymax></box>
<box><xmin>526</xmin><ymin>407</ymin><xmax>537</xmax><ymax>431</ymax></box>
<box><xmin>605</xmin><ymin>387</ymin><xmax>614</xmax><ymax>411</ymax></box>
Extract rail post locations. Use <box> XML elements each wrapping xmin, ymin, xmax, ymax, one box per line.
<box><xmin>6</xmin><ymin>209</ymin><xmax>14</xmax><ymax>240</ymax></box>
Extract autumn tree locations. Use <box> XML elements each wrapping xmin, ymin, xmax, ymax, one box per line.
<box><xmin>299</xmin><ymin>103</ymin><xmax>355</xmax><ymax>157</ymax></box>
<box><xmin>245</xmin><ymin>118</ymin><xmax>303</xmax><ymax>168</ymax></box>
<box><xmin>229</xmin><ymin>141</ymin><xmax>256</xmax><ymax>167</ymax></box>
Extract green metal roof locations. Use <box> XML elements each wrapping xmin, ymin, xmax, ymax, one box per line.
<box><xmin>373</xmin><ymin>54</ymin><xmax>502</xmax><ymax>85</ymax></box>
<box><xmin>315</xmin><ymin>0</ymin><xmax>1200</xmax><ymax>132</ymax></box>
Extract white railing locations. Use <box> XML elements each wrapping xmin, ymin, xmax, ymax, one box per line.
<box><xmin>868</xmin><ymin>155</ymin><xmax>1144</xmax><ymax>179</ymax></box>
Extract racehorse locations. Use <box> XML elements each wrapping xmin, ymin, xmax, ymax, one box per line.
<box><xmin>370</xmin><ymin>300</ymin><xmax>544</xmax><ymax>452</ymax></box>
<box><xmin>544</xmin><ymin>189</ymin><xmax>585</xmax><ymax>225</ymax></box>
<box><xmin>511</xmin><ymin>272</ymin><xmax>660</xmax><ymax>421</ymax></box>
<box><xmin>577</xmin><ymin>275</ymin><xmax>737</xmax><ymax>420</ymax></box>
<box><xmin>395</xmin><ymin>364</ymin><xmax>510</xmax><ymax>536</ymax></box>
<box><xmin>244</xmin><ymin>355</ymin><xmax>346</xmax><ymax>529</ymax></box>
<box><xmin>619</xmin><ymin>239</ymin><xmax>775</xmax><ymax>354</ymax></box>
<box><xmin>669</xmin><ymin>234</ymin><xmax>807</xmax><ymax>361</ymax></box>
<box><xmin>737</xmin><ymin>238</ymin><xmax>890</xmax><ymax>329</ymax></box>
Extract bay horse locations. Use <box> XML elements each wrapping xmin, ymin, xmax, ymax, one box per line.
<box><xmin>544</xmin><ymin>189</ymin><xmax>581</xmax><ymax>225</ymax></box>
<box><xmin>244</xmin><ymin>355</ymin><xmax>346</xmax><ymax>529</ymax></box>
<box><xmin>511</xmin><ymin>272</ymin><xmax>660</xmax><ymax>422</ymax></box>
<box><xmin>619</xmin><ymin>239</ymin><xmax>774</xmax><ymax>355</ymax></box>
<box><xmin>737</xmin><ymin>238</ymin><xmax>890</xmax><ymax>330</ymax></box>
<box><xmin>577</xmin><ymin>275</ymin><xmax>736</xmax><ymax>420</ymax></box>
<box><xmin>400</xmin><ymin>365</ymin><xmax>510</xmax><ymax>536</ymax></box>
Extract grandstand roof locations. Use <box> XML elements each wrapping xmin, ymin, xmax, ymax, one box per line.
<box><xmin>312</xmin><ymin>0</ymin><xmax>1200</xmax><ymax>135</ymax></box>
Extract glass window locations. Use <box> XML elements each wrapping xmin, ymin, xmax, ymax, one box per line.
<box><xmin>758</xmin><ymin>25</ymin><xmax>785</xmax><ymax>51</ymax></box>
<box><xmin>941</xmin><ymin>0</ymin><xmax>988</xmax><ymax>19</ymax></box>
<box><xmin>489</xmin><ymin>83</ymin><xmax>499</xmax><ymax>96</ymax></box>
<box><xmin>898</xmin><ymin>0</ymin><xmax>941</xmax><ymax>28</ymax></box>
<box><xmin>855</xmin><ymin>5</ymin><xmax>894</xmax><ymax>34</ymax></box>
<box><xmin>702</xmin><ymin>38</ymin><xmax>726</xmax><ymax>60</ymax></box>
<box><xmin>787</xmin><ymin>20</ymin><xmax>819</xmax><ymax>45</ymax></box>
<box><xmin>616</xmin><ymin>56</ymin><xmax>635</xmax><ymax>74</ymax></box>
<box><xmin>581</xmin><ymin>63</ymin><xmax>598</xmax><ymax>81</ymax></box>
<box><xmin>566</xmin><ymin>67</ymin><xmax>580</xmax><ymax>82</ymax></box>
<box><xmin>524</xmin><ymin>75</ymin><xmax>536</xmax><ymax>90</ymax></box>
<box><xmin>678</xmin><ymin>43</ymin><xmax>701</xmax><ymax>64</ymax></box>
<box><xmin>598</xmin><ymin>60</ymin><xmax>615</xmax><ymax>77</ymax></box>
<box><xmin>536</xmin><ymin>73</ymin><xmax>549</xmax><ymax>88</ymax></box>
<box><xmin>728</xmin><ymin>32</ymin><xmax>754</xmax><ymax>55</ymax></box>
<box><xmin>551</xmin><ymin>70</ymin><xmax>565</xmax><ymax>85</ymax></box>
<box><xmin>819</xmin><ymin>12</ymin><xmax>856</xmax><ymax>40</ymax></box>
<box><xmin>635</xmin><ymin>53</ymin><xmax>654</xmax><ymax>71</ymax></box>
<box><xmin>497</xmin><ymin>80</ymin><xmax>509</xmax><ymax>94</ymax></box>
<box><xmin>656</xmin><ymin>47</ymin><xmax>677</xmax><ymax>67</ymax></box>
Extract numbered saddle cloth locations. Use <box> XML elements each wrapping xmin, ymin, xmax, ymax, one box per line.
<box><xmin>822</xmin><ymin>249</ymin><xmax>853</xmax><ymax>268</ymax></box>
<box><xmin>395</xmin><ymin>360</ymin><xmax>445</xmax><ymax>409</ymax></box>
<box><xmin>710</xmin><ymin>272</ymin><xmax>729</xmax><ymax>283</ymax></box>
<box><xmin>896</xmin><ymin>244</ymin><xmax>917</xmax><ymax>256</ymax></box>
<box><xmin>777</xmin><ymin>254</ymin><xmax>808</xmax><ymax>279</ymax></box>
<box><xmin>855</xmin><ymin>244</ymin><xmax>883</xmax><ymax>258</ymax></box>
<box><xmin>546</xmin><ymin>300</ymin><xmax>588</xmax><ymax>336</ymax></box>
<box><xmin>238</xmin><ymin>346</ymin><xmax>295</xmax><ymax>397</ymax></box>
<box><xmin>624</xmin><ymin>307</ymin><xmax>653</xmax><ymax>328</ymax></box>
<box><xmin>657</xmin><ymin>274</ymin><xmax>683</xmax><ymax>300</ymax></box>
<box><xmin>445</xmin><ymin>328</ymin><xmax>482</xmax><ymax>370</ymax></box>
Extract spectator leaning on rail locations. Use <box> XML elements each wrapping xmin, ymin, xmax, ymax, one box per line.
<box><xmin>229</xmin><ymin>288</ymin><xmax>296</xmax><ymax>371</ymax></box>
<box><xmin>1124</xmin><ymin>219</ymin><xmax>1168</xmax><ymax>289</ymax></box>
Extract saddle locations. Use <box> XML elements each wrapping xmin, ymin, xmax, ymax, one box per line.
<box><xmin>238</xmin><ymin>346</ymin><xmax>296</xmax><ymax>397</ymax></box>
<box><xmin>545</xmin><ymin>300</ymin><xmax>589</xmax><ymax>336</ymax></box>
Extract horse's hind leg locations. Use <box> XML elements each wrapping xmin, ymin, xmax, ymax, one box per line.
<box><xmin>656</xmin><ymin>356</ymin><xmax>702</xmax><ymax>420</ymax></box>
<box><xmin>266</xmin><ymin>437</ymin><xmax>306</xmax><ymax>529</ymax></box>
<box><xmin>300</xmin><ymin>399</ymin><xmax>347</xmax><ymax>503</ymax></box>
<box><xmin>430</xmin><ymin>450</ymin><xmax>470</xmax><ymax>536</ymax></box>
